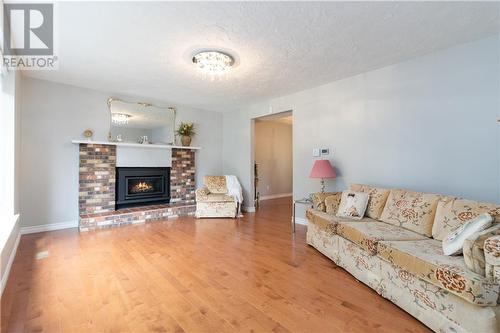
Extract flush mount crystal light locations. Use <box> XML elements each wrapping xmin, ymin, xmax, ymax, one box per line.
<box><xmin>192</xmin><ymin>50</ymin><xmax>235</xmax><ymax>79</ymax></box>
<box><xmin>111</xmin><ymin>113</ymin><xmax>131</xmax><ymax>125</ymax></box>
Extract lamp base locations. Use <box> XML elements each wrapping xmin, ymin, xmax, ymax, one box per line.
<box><xmin>320</xmin><ymin>179</ymin><xmax>325</xmax><ymax>193</ymax></box>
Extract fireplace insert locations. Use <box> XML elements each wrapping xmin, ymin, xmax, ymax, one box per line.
<box><xmin>115</xmin><ymin>167</ymin><xmax>170</xmax><ymax>209</ymax></box>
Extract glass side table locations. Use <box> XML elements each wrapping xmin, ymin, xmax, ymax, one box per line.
<box><xmin>292</xmin><ymin>198</ymin><xmax>313</xmax><ymax>233</ymax></box>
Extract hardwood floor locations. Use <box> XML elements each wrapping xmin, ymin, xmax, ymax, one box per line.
<box><xmin>2</xmin><ymin>197</ymin><xmax>430</xmax><ymax>333</ymax></box>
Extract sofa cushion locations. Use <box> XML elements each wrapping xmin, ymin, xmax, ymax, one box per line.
<box><xmin>324</xmin><ymin>193</ymin><xmax>341</xmax><ymax>215</ymax></box>
<box><xmin>337</xmin><ymin>221</ymin><xmax>427</xmax><ymax>256</ymax></box>
<box><xmin>198</xmin><ymin>193</ymin><xmax>235</xmax><ymax>203</ymax></box>
<box><xmin>195</xmin><ymin>187</ymin><xmax>210</xmax><ymax>197</ymax></box>
<box><xmin>312</xmin><ymin>192</ymin><xmax>339</xmax><ymax>212</ymax></box>
<box><xmin>377</xmin><ymin>239</ymin><xmax>499</xmax><ymax>306</ymax></box>
<box><xmin>306</xmin><ymin>209</ymin><xmax>338</xmax><ymax>235</ymax></box>
<box><xmin>195</xmin><ymin>201</ymin><xmax>237</xmax><ymax>218</ymax></box>
<box><xmin>380</xmin><ymin>189</ymin><xmax>441</xmax><ymax>237</ymax></box>
<box><xmin>306</xmin><ymin>209</ymin><xmax>373</xmax><ymax>236</ymax></box>
<box><xmin>463</xmin><ymin>225</ymin><xmax>500</xmax><ymax>276</ymax></box>
<box><xmin>432</xmin><ymin>198</ymin><xmax>500</xmax><ymax>241</ymax></box>
<box><xmin>349</xmin><ymin>184</ymin><xmax>390</xmax><ymax>220</ymax></box>
<box><xmin>204</xmin><ymin>176</ymin><xmax>227</xmax><ymax>194</ymax></box>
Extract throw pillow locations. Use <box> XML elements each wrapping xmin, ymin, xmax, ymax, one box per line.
<box><xmin>325</xmin><ymin>193</ymin><xmax>342</xmax><ymax>215</ymax></box>
<box><xmin>312</xmin><ymin>192</ymin><xmax>339</xmax><ymax>212</ymax></box>
<box><xmin>336</xmin><ymin>191</ymin><xmax>369</xmax><ymax>220</ymax></box>
<box><xmin>204</xmin><ymin>176</ymin><xmax>227</xmax><ymax>194</ymax></box>
<box><xmin>432</xmin><ymin>197</ymin><xmax>500</xmax><ymax>240</ymax></box>
<box><xmin>442</xmin><ymin>213</ymin><xmax>493</xmax><ymax>256</ymax></box>
<box><xmin>379</xmin><ymin>189</ymin><xmax>442</xmax><ymax>237</ymax></box>
<box><xmin>348</xmin><ymin>184</ymin><xmax>390</xmax><ymax>220</ymax></box>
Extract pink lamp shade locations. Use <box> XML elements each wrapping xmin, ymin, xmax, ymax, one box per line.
<box><xmin>309</xmin><ymin>160</ymin><xmax>336</xmax><ymax>179</ymax></box>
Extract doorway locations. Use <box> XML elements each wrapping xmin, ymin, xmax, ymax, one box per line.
<box><xmin>253</xmin><ymin>111</ymin><xmax>293</xmax><ymax>209</ymax></box>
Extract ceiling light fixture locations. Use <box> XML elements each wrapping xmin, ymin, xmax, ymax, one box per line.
<box><xmin>192</xmin><ymin>50</ymin><xmax>234</xmax><ymax>80</ymax></box>
<box><xmin>111</xmin><ymin>113</ymin><xmax>131</xmax><ymax>126</ymax></box>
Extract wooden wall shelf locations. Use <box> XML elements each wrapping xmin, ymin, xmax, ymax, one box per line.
<box><xmin>71</xmin><ymin>140</ymin><xmax>201</xmax><ymax>150</ymax></box>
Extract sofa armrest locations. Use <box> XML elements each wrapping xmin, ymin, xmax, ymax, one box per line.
<box><xmin>484</xmin><ymin>235</ymin><xmax>500</xmax><ymax>282</ymax></box>
<box><xmin>195</xmin><ymin>187</ymin><xmax>210</xmax><ymax>201</ymax></box>
<box><xmin>312</xmin><ymin>192</ymin><xmax>341</xmax><ymax>212</ymax></box>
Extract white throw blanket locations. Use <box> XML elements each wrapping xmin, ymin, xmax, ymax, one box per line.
<box><xmin>225</xmin><ymin>175</ymin><xmax>243</xmax><ymax>217</ymax></box>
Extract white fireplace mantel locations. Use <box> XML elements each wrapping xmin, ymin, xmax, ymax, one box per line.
<box><xmin>71</xmin><ymin>139</ymin><xmax>201</xmax><ymax>150</ymax></box>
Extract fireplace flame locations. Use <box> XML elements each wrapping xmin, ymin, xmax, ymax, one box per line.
<box><xmin>132</xmin><ymin>181</ymin><xmax>154</xmax><ymax>193</ymax></box>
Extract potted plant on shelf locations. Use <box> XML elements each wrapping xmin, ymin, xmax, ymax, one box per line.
<box><xmin>176</xmin><ymin>122</ymin><xmax>196</xmax><ymax>147</ymax></box>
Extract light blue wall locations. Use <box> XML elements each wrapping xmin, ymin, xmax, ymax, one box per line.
<box><xmin>223</xmin><ymin>37</ymin><xmax>500</xmax><ymax>217</ymax></box>
<box><xmin>20</xmin><ymin>77</ymin><xmax>223</xmax><ymax>227</ymax></box>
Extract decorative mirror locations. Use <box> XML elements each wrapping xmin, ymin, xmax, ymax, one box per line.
<box><xmin>107</xmin><ymin>98</ymin><xmax>176</xmax><ymax>145</ymax></box>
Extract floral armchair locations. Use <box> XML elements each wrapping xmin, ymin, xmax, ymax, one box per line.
<box><xmin>195</xmin><ymin>176</ymin><xmax>238</xmax><ymax>218</ymax></box>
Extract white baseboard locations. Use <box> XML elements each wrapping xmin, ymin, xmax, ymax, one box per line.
<box><xmin>243</xmin><ymin>206</ymin><xmax>256</xmax><ymax>213</ymax></box>
<box><xmin>294</xmin><ymin>217</ymin><xmax>308</xmax><ymax>226</ymax></box>
<box><xmin>259</xmin><ymin>193</ymin><xmax>293</xmax><ymax>201</ymax></box>
<box><xmin>20</xmin><ymin>220</ymin><xmax>78</xmax><ymax>235</ymax></box>
<box><xmin>1</xmin><ymin>221</ymin><xmax>20</xmax><ymax>295</ymax></box>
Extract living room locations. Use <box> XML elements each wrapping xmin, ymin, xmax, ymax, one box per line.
<box><xmin>1</xmin><ymin>2</ymin><xmax>499</xmax><ymax>332</ymax></box>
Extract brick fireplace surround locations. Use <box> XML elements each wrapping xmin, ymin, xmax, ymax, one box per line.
<box><xmin>78</xmin><ymin>143</ymin><xmax>196</xmax><ymax>231</ymax></box>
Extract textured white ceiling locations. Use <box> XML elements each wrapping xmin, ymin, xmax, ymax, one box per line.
<box><xmin>24</xmin><ymin>2</ymin><xmax>499</xmax><ymax>112</ymax></box>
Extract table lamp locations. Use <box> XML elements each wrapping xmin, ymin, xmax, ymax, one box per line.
<box><xmin>309</xmin><ymin>159</ymin><xmax>336</xmax><ymax>193</ymax></box>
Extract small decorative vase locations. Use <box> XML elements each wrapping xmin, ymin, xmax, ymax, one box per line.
<box><xmin>181</xmin><ymin>135</ymin><xmax>192</xmax><ymax>147</ymax></box>
<box><xmin>83</xmin><ymin>129</ymin><xmax>93</xmax><ymax>142</ymax></box>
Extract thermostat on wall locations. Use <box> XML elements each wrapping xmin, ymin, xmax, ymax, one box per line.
<box><xmin>321</xmin><ymin>148</ymin><xmax>330</xmax><ymax>155</ymax></box>
<box><xmin>312</xmin><ymin>148</ymin><xmax>320</xmax><ymax>157</ymax></box>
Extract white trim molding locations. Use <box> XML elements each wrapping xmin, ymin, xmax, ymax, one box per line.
<box><xmin>1</xmin><ymin>214</ymin><xmax>20</xmax><ymax>295</ymax></box>
<box><xmin>20</xmin><ymin>220</ymin><xmax>78</xmax><ymax>235</ymax></box>
<box><xmin>259</xmin><ymin>193</ymin><xmax>293</xmax><ymax>201</ymax></box>
<box><xmin>294</xmin><ymin>217</ymin><xmax>308</xmax><ymax>226</ymax></box>
<box><xmin>1</xmin><ymin>232</ymin><xmax>20</xmax><ymax>295</ymax></box>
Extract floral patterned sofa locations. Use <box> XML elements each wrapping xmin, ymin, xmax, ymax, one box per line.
<box><xmin>306</xmin><ymin>184</ymin><xmax>500</xmax><ymax>333</ymax></box>
<box><xmin>195</xmin><ymin>176</ymin><xmax>238</xmax><ymax>218</ymax></box>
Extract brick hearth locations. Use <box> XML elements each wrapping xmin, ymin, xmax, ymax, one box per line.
<box><xmin>78</xmin><ymin>143</ymin><xmax>197</xmax><ymax>231</ymax></box>
<box><xmin>79</xmin><ymin>202</ymin><xmax>195</xmax><ymax>231</ymax></box>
